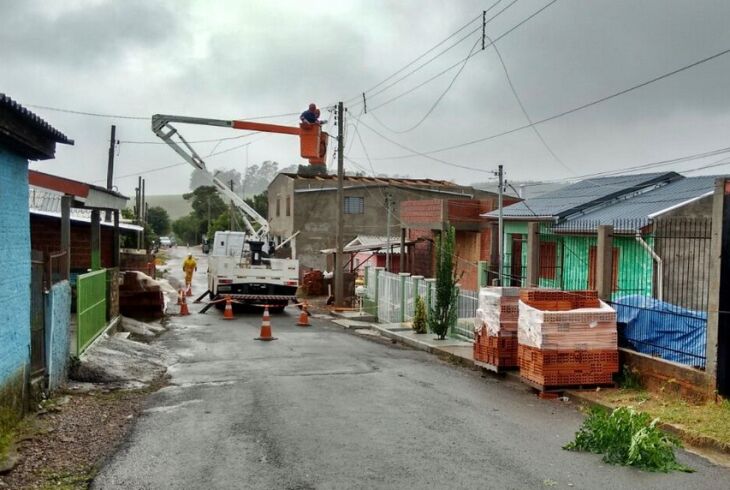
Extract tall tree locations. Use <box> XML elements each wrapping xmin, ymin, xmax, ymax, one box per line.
<box><xmin>429</xmin><ymin>226</ymin><xmax>461</xmax><ymax>340</ymax></box>
<box><xmin>146</xmin><ymin>206</ymin><xmax>171</xmax><ymax>236</ymax></box>
<box><xmin>244</xmin><ymin>191</ymin><xmax>268</xmax><ymax>218</ymax></box>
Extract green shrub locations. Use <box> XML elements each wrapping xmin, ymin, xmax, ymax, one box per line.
<box><xmin>429</xmin><ymin>227</ymin><xmax>460</xmax><ymax>340</ymax></box>
<box><xmin>564</xmin><ymin>406</ymin><xmax>692</xmax><ymax>473</ymax></box>
<box><xmin>413</xmin><ymin>295</ymin><xmax>428</xmax><ymax>334</ymax></box>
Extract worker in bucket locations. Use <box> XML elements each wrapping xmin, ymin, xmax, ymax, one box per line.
<box><xmin>300</xmin><ymin>103</ymin><xmax>321</xmax><ymax>125</ymax></box>
<box><xmin>182</xmin><ymin>253</ymin><xmax>197</xmax><ymax>291</ymax></box>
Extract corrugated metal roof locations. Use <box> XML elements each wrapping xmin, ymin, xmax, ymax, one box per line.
<box><xmin>281</xmin><ymin>172</ymin><xmax>458</xmax><ymax>188</ymax></box>
<box><xmin>29</xmin><ymin>188</ymin><xmax>142</xmax><ymax>231</ymax></box>
<box><xmin>553</xmin><ymin>175</ymin><xmax>718</xmax><ymax>231</ymax></box>
<box><xmin>0</xmin><ymin>94</ymin><xmax>72</xmax><ymax>144</ymax></box>
<box><xmin>483</xmin><ymin>172</ymin><xmax>681</xmax><ymax>219</ymax></box>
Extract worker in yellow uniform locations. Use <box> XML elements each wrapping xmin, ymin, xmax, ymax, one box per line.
<box><xmin>182</xmin><ymin>254</ymin><xmax>197</xmax><ymax>292</ymax></box>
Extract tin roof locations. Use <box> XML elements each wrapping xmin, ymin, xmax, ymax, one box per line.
<box><xmin>0</xmin><ymin>94</ymin><xmax>73</xmax><ymax>145</ymax></box>
<box><xmin>552</xmin><ymin>175</ymin><xmax>718</xmax><ymax>231</ymax></box>
<box><xmin>483</xmin><ymin>172</ymin><xmax>682</xmax><ymax>219</ymax></box>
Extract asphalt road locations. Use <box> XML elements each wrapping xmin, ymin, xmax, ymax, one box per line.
<box><xmin>93</xmin><ymin>247</ymin><xmax>730</xmax><ymax>489</ymax></box>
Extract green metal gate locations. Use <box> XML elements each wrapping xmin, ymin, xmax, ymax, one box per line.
<box><xmin>77</xmin><ymin>269</ymin><xmax>107</xmax><ymax>355</ymax></box>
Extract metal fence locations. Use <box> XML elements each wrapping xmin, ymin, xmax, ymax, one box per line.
<box><xmin>48</xmin><ymin>250</ymin><xmax>69</xmax><ymax>286</ymax></box>
<box><xmin>76</xmin><ymin>269</ymin><xmax>108</xmax><ymax>355</ymax></box>
<box><xmin>377</xmin><ymin>271</ymin><xmax>402</xmax><ymax>324</ymax></box>
<box><xmin>537</xmin><ymin>218</ymin><xmax>710</xmax><ymax>368</ymax></box>
<box><xmin>609</xmin><ymin>217</ymin><xmax>711</xmax><ymax>369</ymax></box>
<box><xmin>453</xmin><ymin>288</ymin><xmax>479</xmax><ymax>341</ymax></box>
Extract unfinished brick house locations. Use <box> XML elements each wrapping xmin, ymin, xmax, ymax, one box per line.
<box><xmin>400</xmin><ymin>195</ymin><xmax>520</xmax><ymax>291</ymax></box>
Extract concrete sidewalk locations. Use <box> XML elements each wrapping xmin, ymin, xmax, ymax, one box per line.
<box><xmin>370</xmin><ymin>322</ymin><xmax>476</xmax><ymax>365</ymax></box>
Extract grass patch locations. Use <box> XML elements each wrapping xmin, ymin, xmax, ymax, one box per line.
<box><xmin>564</xmin><ymin>406</ymin><xmax>693</xmax><ymax>473</ymax></box>
<box><xmin>39</xmin><ymin>466</ymin><xmax>96</xmax><ymax>490</ymax></box>
<box><xmin>0</xmin><ymin>407</ymin><xmax>24</xmax><ymax>459</ymax></box>
<box><xmin>589</xmin><ymin>388</ymin><xmax>730</xmax><ymax>447</ymax></box>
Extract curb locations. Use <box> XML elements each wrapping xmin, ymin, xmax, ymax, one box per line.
<box><xmin>368</xmin><ymin>321</ymin><xmax>730</xmax><ymax>459</ymax></box>
<box><xmin>566</xmin><ymin>390</ymin><xmax>730</xmax><ymax>457</ymax></box>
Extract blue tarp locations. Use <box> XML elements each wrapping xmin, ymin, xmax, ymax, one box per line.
<box><xmin>611</xmin><ymin>295</ymin><xmax>706</xmax><ymax>368</ymax></box>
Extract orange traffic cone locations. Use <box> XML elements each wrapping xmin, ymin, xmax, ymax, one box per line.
<box><xmin>223</xmin><ymin>296</ymin><xmax>234</xmax><ymax>320</ymax></box>
<box><xmin>179</xmin><ymin>290</ymin><xmax>190</xmax><ymax>316</ymax></box>
<box><xmin>296</xmin><ymin>304</ymin><xmax>311</xmax><ymax>327</ymax></box>
<box><xmin>255</xmin><ymin>306</ymin><xmax>277</xmax><ymax>341</ymax></box>
<box><xmin>186</xmin><ymin>284</ymin><xmax>193</xmax><ymax>297</ymax></box>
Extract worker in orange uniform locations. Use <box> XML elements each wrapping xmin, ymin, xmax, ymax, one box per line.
<box><xmin>182</xmin><ymin>253</ymin><xmax>197</xmax><ymax>291</ymax></box>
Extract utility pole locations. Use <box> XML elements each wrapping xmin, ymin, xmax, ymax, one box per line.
<box><xmin>207</xmin><ymin>196</ymin><xmax>211</xmax><ymax>240</ymax></box>
<box><xmin>334</xmin><ymin>101</ymin><xmax>345</xmax><ymax>307</ymax></box>
<box><xmin>385</xmin><ymin>194</ymin><xmax>392</xmax><ymax>271</ymax></box>
<box><xmin>105</xmin><ymin>125</ymin><xmax>116</xmax><ymax>222</ymax></box>
<box><xmin>497</xmin><ymin>164</ymin><xmax>504</xmax><ymax>286</ymax></box>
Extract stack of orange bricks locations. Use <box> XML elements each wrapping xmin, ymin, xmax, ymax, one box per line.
<box><xmin>473</xmin><ymin>287</ymin><xmax>520</xmax><ymax>368</ymax></box>
<box><xmin>517</xmin><ymin>290</ymin><xmax>618</xmax><ymax>388</ymax></box>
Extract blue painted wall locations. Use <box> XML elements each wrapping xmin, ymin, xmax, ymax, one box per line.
<box><xmin>45</xmin><ymin>281</ymin><xmax>71</xmax><ymax>392</ymax></box>
<box><xmin>0</xmin><ymin>146</ymin><xmax>31</xmax><ymax>411</ymax></box>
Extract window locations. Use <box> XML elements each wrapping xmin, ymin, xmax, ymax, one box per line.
<box><xmin>344</xmin><ymin>196</ymin><xmax>365</xmax><ymax>214</ymax></box>
<box><xmin>286</xmin><ymin>196</ymin><xmax>291</xmax><ymax>217</ymax></box>
<box><xmin>539</xmin><ymin>241</ymin><xmax>557</xmax><ymax>280</ymax></box>
<box><xmin>276</xmin><ymin>198</ymin><xmax>280</xmax><ymax>217</ymax></box>
<box><xmin>588</xmin><ymin>246</ymin><xmax>619</xmax><ymax>291</ymax></box>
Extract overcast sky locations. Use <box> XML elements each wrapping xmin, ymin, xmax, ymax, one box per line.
<box><xmin>3</xmin><ymin>0</ymin><xmax>730</xmax><ymax>197</ymax></box>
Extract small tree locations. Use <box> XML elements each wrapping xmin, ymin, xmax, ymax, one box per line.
<box><xmin>429</xmin><ymin>226</ymin><xmax>460</xmax><ymax>340</ymax></box>
<box><xmin>413</xmin><ymin>295</ymin><xmax>428</xmax><ymax>334</ymax></box>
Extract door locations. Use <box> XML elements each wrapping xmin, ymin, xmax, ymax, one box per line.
<box><xmin>30</xmin><ymin>250</ymin><xmax>46</xmax><ymax>378</ymax></box>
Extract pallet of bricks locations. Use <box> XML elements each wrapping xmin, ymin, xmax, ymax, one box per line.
<box><xmin>517</xmin><ymin>290</ymin><xmax>618</xmax><ymax>391</ymax></box>
<box><xmin>473</xmin><ymin>287</ymin><xmax>520</xmax><ymax>371</ymax></box>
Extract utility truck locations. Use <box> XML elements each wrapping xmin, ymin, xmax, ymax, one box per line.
<box><xmin>151</xmin><ymin>113</ymin><xmax>328</xmax><ymax>311</ymax></box>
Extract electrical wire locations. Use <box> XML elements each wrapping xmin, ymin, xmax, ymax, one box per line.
<box><xmin>368</xmin><ymin>37</ymin><xmax>481</xmax><ymax>134</ymax></box>
<box><xmin>486</xmin><ymin>33</ymin><xmax>574</xmax><ymax>174</ymax></box>
<box><xmin>342</xmin><ymin>11</ymin><xmax>486</xmax><ymax>104</ymax></box>
<box><xmin>362</xmin><ymin>0</ymin><xmax>559</xmax><ymax>114</ymax></box>
<box><xmin>353</xmin><ymin>114</ymin><xmax>493</xmax><ymax>174</ymax></box>
<box><xmin>381</xmin><ymin>44</ymin><xmax>730</xmax><ymax>159</ymax></box>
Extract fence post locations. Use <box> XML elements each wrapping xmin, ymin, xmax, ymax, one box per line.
<box><xmin>425</xmin><ymin>278</ymin><xmax>436</xmax><ymax>331</ymax></box>
<box><xmin>374</xmin><ymin>267</ymin><xmax>384</xmax><ymax>321</ymax></box>
<box><xmin>477</xmin><ymin>261</ymin><xmax>488</xmax><ymax>288</ymax></box>
<box><xmin>526</xmin><ymin>222</ymin><xmax>540</xmax><ymax>287</ymax></box>
<box><xmin>364</xmin><ymin>265</ymin><xmax>370</xmax><ymax>287</ymax></box>
<box><xmin>596</xmin><ymin>225</ymin><xmax>614</xmax><ymax>301</ymax></box>
<box><xmin>706</xmin><ymin>179</ymin><xmax>726</xmax><ymax>392</ymax></box>
<box><xmin>411</xmin><ymin>275</ymin><xmax>423</xmax><ymax>306</ymax></box>
<box><xmin>399</xmin><ymin>272</ymin><xmax>410</xmax><ymax>323</ymax></box>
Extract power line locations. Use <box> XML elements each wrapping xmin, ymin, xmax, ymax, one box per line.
<box><xmin>343</xmin><ymin>11</ymin><xmax>485</xmax><ymax>104</ymax></box>
<box><xmin>363</xmin><ymin>0</ymin><xmax>558</xmax><ymax>114</ymax></box>
<box><xmin>353</xmin><ymin>114</ymin><xmax>493</xmax><ymax>174</ymax></box>
<box><xmin>120</xmin><ymin>132</ymin><xmax>261</xmax><ymax>145</ymax></box>
<box><xmin>369</xmin><ymin>37</ymin><xmax>481</xmax><ymax>134</ymax></box>
<box><xmin>485</xmin><ymin>33</ymin><xmax>574</xmax><ymax>174</ymax></box>
<box><xmin>391</xmin><ymin>44</ymin><xmax>730</xmax><ymax>159</ymax></box>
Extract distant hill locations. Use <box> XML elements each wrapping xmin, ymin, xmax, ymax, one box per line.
<box><xmin>145</xmin><ymin>195</ymin><xmax>192</xmax><ymax>220</ymax></box>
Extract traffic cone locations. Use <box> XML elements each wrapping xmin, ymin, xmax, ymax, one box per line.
<box><xmin>179</xmin><ymin>290</ymin><xmax>190</xmax><ymax>316</ymax></box>
<box><xmin>223</xmin><ymin>296</ymin><xmax>234</xmax><ymax>320</ymax></box>
<box><xmin>296</xmin><ymin>304</ymin><xmax>311</xmax><ymax>327</ymax></box>
<box><xmin>255</xmin><ymin>306</ymin><xmax>277</xmax><ymax>341</ymax></box>
<box><xmin>186</xmin><ymin>284</ymin><xmax>193</xmax><ymax>297</ymax></box>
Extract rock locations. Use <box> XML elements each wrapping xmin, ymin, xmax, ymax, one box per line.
<box><xmin>0</xmin><ymin>446</ymin><xmax>21</xmax><ymax>474</ymax></box>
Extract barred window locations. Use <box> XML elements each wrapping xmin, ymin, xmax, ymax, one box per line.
<box><xmin>344</xmin><ymin>196</ymin><xmax>364</xmax><ymax>214</ymax></box>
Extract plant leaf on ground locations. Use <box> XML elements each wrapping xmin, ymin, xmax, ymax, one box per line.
<box><xmin>582</xmin><ymin>388</ymin><xmax>730</xmax><ymax>448</ymax></box>
<box><xmin>564</xmin><ymin>406</ymin><xmax>693</xmax><ymax>472</ymax></box>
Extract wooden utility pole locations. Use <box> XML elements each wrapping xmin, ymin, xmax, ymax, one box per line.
<box><xmin>105</xmin><ymin>125</ymin><xmax>116</xmax><ymax>222</ymax></box>
<box><xmin>334</xmin><ymin>102</ymin><xmax>345</xmax><ymax>307</ymax></box>
<box><xmin>385</xmin><ymin>194</ymin><xmax>392</xmax><ymax>271</ymax></box>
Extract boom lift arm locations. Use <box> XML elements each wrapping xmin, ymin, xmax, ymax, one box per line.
<box><xmin>151</xmin><ymin>114</ymin><xmax>328</xmax><ymax>240</ymax></box>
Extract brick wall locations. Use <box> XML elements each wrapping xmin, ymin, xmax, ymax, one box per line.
<box><xmin>0</xmin><ymin>147</ymin><xmax>31</xmax><ymax>414</ymax></box>
<box><xmin>31</xmin><ymin>214</ymin><xmax>116</xmax><ymax>270</ymax></box>
<box><xmin>400</xmin><ymin>199</ymin><xmax>442</xmax><ymax>224</ymax></box>
<box><xmin>408</xmin><ymin>228</ymin><xmax>435</xmax><ymax>278</ymax></box>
